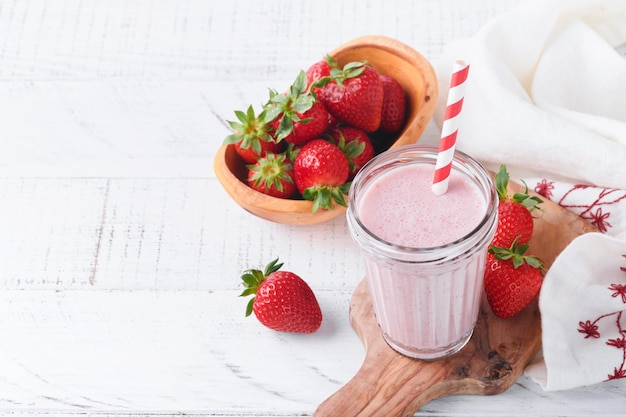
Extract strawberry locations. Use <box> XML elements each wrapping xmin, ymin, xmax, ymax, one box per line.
<box><xmin>234</xmin><ymin>139</ymin><xmax>282</xmax><ymax>165</ymax></box>
<box><xmin>224</xmin><ymin>105</ymin><xmax>281</xmax><ymax>164</ymax></box>
<box><xmin>270</xmin><ymin>100</ymin><xmax>329</xmax><ymax>146</ymax></box>
<box><xmin>283</xmin><ymin>141</ymin><xmax>302</xmax><ymax>163</ymax></box>
<box><xmin>326</xmin><ymin>126</ymin><xmax>374</xmax><ymax>179</ymax></box>
<box><xmin>240</xmin><ymin>258</ymin><xmax>322</xmax><ymax>333</ymax></box>
<box><xmin>491</xmin><ymin>165</ymin><xmax>543</xmax><ymax>248</ymax></box>
<box><xmin>304</xmin><ymin>59</ymin><xmax>341</xmax><ymax>129</ymax></box>
<box><xmin>294</xmin><ymin>139</ymin><xmax>350</xmax><ymax>212</ymax></box>
<box><xmin>305</xmin><ymin>58</ymin><xmax>332</xmax><ymax>96</ymax></box>
<box><xmin>247</xmin><ymin>152</ymin><xmax>296</xmax><ymax>199</ymax></box>
<box><xmin>484</xmin><ymin>238</ymin><xmax>544</xmax><ymax>319</ymax></box>
<box><xmin>314</xmin><ymin>56</ymin><xmax>384</xmax><ymax>132</ymax></box>
<box><xmin>326</xmin><ymin>111</ymin><xmax>340</xmax><ymax>130</ymax></box>
<box><xmin>265</xmin><ymin>71</ymin><xmax>329</xmax><ymax>146</ymax></box>
<box><xmin>378</xmin><ymin>74</ymin><xmax>406</xmax><ymax>134</ymax></box>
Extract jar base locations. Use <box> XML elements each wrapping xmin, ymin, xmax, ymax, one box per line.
<box><xmin>382</xmin><ymin>328</ymin><xmax>474</xmax><ymax>361</ymax></box>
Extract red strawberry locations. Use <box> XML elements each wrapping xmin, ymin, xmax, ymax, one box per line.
<box><xmin>305</xmin><ymin>58</ymin><xmax>332</xmax><ymax>96</ymax></box>
<box><xmin>240</xmin><ymin>258</ymin><xmax>322</xmax><ymax>333</ymax></box>
<box><xmin>247</xmin><ymin>152</ymin><xmax>296</xmax><ymax>199</ymax></box>
<box><xmin>294</xmin><ymin>139</ymin><xmax>350</xmax><ymax>212</ymax></box>
<box><xmin>315</xmin><ymin>57</ymin><xmax>384</xmax><ymax>132</ymax></box>
<box><xmin>270</xmin><ymin>100</ymin><xmax>329</xmax><ymax>146</ymax></box>
<box><xmin>224</xmin><ymin>105</ymin><xmax>281</xmax><ymax>164</ymax></box>
<box><xmin>234</xmin><ymin>139</ymin><xmax>282</xmax><ymax>165</ymax></box>
<box><xmin>484</xmin><ymin>239</ymin><xmax>544</xmax><ymax>319</ymax></box>
<box><xmin>327</xmin><ymin>126</ymin><xmax>375</xmax><ymax>179</ymax></box>
<box><xmin>491</xmin><ymin>165</ymin><xmax>543</xmax><ymax>248</ymax></box>
<box><xmin>326</xmin><ymin>111</ymin><xmax>340</xmax><ymax>130</ymax></box>
<box><xmin>265</xmin><ymin>71</ymin><xmax>329</xmax><ymax>146</ymax></box>
<box><xmin>378</xmin><ymin>74</ymin><xmax>406</xmax><ymax>134</ymax></box>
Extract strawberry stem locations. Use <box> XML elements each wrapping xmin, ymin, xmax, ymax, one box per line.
<box><xmin>303</xmin><ymin>183</ymin><xmax>350</xmax><ymax>213</ymax></box>
<box><xmin>495</xmin><ymin>164</ymin><xmax>511</xmax><ymax>201</ymax></box>
<box><xmin>326</xmin><ymin>130</ymin><xmax>365</xmax><ymax>173</ymax></box>
<box><xmin>240</xmin><ymin>258</ymin><xmax>284</xmax><ymax>316</ymax></box>
<box><xmin>495</xmin><ymin>164</ymin><xmax>543</xmax><ymax>211</ymax></box>
<box><xmin>247</xmin><ymin>153</ymin><xmax>294</xmax><ymax>193</ymax></box>
<box><xmin>223</xmin><ymin>105</ymin><xmax>275</xmax><ymax>153</ymax></box>
<box><xmin>311</xmin><ymin>57</ymin><xmax>369</xmax><ymax>90</ymax></box>
<box><xmin>264</xmin><ymin>70</ymin><xmax>316</xmax><ymax>142</ymax></box>
<box><xmin>489</xmin><ymin>237</ymin><xmax>544</xmax><ymax>271</ymax></box>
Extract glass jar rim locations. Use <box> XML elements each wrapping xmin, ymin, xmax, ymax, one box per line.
<box><xmin>346</xmin><ymin>144</ymin><xmax>498</xmax><ymax>261</ymax></box>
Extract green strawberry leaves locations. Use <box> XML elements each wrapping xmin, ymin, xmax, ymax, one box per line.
<box><xmin>247</xmin><ymin>153</ymin><xmax>294</xmax><ymax>192</ymax></box>
<box><xmin>223</xmin><ymin>105</ymin><xmax>274</xmax><ymax>154</ymax></box>
<box><xmin>495</xmin><ymin>164</ymin><xmax>543</xmax><ymax>211</ymax></box>
<box><xmin>328</xmin><ymin>130</ymin><xmax>365</xmax><ymax>173</ymax></box>
<box><xmin>240</xmin><ymin>258</ymin><xmax>284</xmax><ymax>317</ymax></box>
<box><xmin>265</xmin><ymin>71</ymin><xmax>315</xmax><ymax>142</ymax></box>
<box><xmin>489</xmin><ymin>237</ymin><xmax>544</xmax><ymax>270</ymax></box>
<box><xmin>310</xmin><ymin>55</ymin><xmax>368</xmax><ymax>90</ymax></box>
<box><xmin>303</xmin><ymin>183</ymin><xmax>350</xmax><ymax>213</ymax></box>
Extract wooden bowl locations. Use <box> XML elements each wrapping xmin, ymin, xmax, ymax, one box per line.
<box><xmin>214</xmin><ymin>35</ymin><xmax>438</xmax><ymax>225</ymax></box>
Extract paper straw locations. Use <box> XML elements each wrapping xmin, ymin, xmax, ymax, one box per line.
<box><xmin>432</xmin><ymin>61</ymin><xmax>470</xmax><ymax>196</ymax></box>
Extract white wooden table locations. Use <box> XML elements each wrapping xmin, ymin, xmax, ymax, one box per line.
<box><xmin>0</xmin><ymin>1</ymin><xmax>624</xmax><ymax>416</ymax></box>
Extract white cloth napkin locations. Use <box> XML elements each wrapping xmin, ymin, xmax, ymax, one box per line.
<box><xmin>526</xmin><ymin>233</ymin><xmax>626</xmax><ymax>390</ymax></box>
<box><xmin>433</xmin><ymin>0</ymin><xmax>626</xmax><ymax>390</ymax></box>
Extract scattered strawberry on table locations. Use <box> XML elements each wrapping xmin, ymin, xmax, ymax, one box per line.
<box><xmin>239</xmin><ymin>258</ymin><xmax>322</xmax><ymax>334</ymax></box>
<box><xmin>483</xmin><ymin>165</ymin><xmax>544</xmax><ymax>319</ymax></box>
<box><xmin>223</xmin><ymin>54</ymin><xmax>407</xmax><ymax>212</ymax></box>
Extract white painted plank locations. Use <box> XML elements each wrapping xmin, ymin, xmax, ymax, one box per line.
<box><xmin>0</xmin><ymin>0</ymin><xmax>520</xmax><ymax>81</ymax></box>
<box><xmin>0</xmin><ymin>178</ymin><xmax>366</xmax><ymax>290</ymax></box>
<box><xmin>0</xmin><ymin>288</ymin><xmax>362</xmax><ymax>413</ymax></box>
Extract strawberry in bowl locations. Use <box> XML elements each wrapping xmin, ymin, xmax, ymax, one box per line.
<box><xmin>214</xmin><ymin>35</ymin><xmax>438</xmax><ymax>225</ymax></box>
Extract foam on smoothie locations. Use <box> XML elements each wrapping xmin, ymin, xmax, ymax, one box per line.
<box><xmin>358</xmin><ymin>163</ymin><xmax>486</xmax><ymax>248</ymax></box>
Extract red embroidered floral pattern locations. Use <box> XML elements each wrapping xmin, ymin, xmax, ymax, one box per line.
<box><xmin>578</xmin><ymin>320</ymin><xmax>600</xmax><ymax>339</ymax></box>
<box><xmin>534</xmin><ymin>180</ymin><xmax>626</xmax><ymax>233</ymax></box>
<box><xmin>578</xmin><ymin>256</ymin><xmax>626</xmax><ymax>382</ymax></box>
<box><xmin>609</xmin><ymin>283</ymin><xmax>626</xmax><ymax>303</ymax></box>
<box><xmin>556</xmin><ymin>185</ymin><xmax>626</xmax><ymax>234</ymax></box>
<box><xmin>589</xmin><ymin>208</ymin><xmax>612</xmax><ymax>232</ymax></box>
<box><xmin>534</xmin><ymin>179</ymin><xmax>555</xmax><ymax>199</ymax></box>
<box><xmin>608</xmin><ymin>367</ymin><xmax>626</xmax><ymax>380</ymax></box>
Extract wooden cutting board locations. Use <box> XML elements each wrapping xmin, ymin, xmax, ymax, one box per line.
<box><xmin>315</xmin><ymin>183</ymin><xmax>598</xmax><ymax>417</ymax></box>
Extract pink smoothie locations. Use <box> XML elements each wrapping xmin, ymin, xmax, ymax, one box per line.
<box><xmin>356</xmin><ymin>162</ymin><xmax>489</xmax><ymax>359</ymax></box>
<box><xmin>358</xmin><ymin>164</ymin><xmax>486</xmax><ymax>247</ymax></box>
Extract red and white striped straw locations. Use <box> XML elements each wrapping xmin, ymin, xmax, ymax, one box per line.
<box><xmin>432</xmin><ymin>60</ymin><xmax>470</xmax><ymax>196</ymax></box>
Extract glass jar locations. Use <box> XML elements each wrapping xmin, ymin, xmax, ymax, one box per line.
<box><xmin>346</xmin><ymin>145</ymin><xmax>497</xmax><ymax>360</ymax></box>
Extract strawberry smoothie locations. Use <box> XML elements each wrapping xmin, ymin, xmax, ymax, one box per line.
<box><xmin>347</xmin><ymin>145</ymin><xmax>497</xmax><ymax>360</ymax></box>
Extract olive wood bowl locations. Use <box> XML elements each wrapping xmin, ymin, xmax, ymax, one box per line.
<box><xmin>214</xmin><ymin>35</ymin><xmax>438</xmax><ymax>225</ymax></box>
